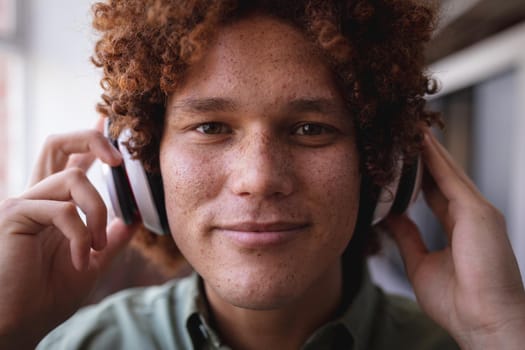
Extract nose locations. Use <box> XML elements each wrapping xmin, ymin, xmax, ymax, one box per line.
<box><xmin>228</xmin><ymin>132</ymin><xmax>294</xmax><ymax>198</ymax></box>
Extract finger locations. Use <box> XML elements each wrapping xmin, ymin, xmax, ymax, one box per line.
<box><xmin>93</xmin><ymin>115</ymin><xmax>106</xmax><ymax>133</ymax></box>
<box><xmin>66</xmin><ymin>153</ymin><xmax>97</xmax><ymax>173</ymax></box>
<box><xmin>66</xmin><ymin>117</ymin><xmax>111</xmax><ymax>170</ymax></box>
<box><xmin>422</xmin><ymin>130</ymin><xmax>480</xmax><ymax>207</ymax></box>
<box><xmin>30</xmin><ymin>130</ymin><xmax>122</xmax><ymax>185</ymax></box>
<box><xmin>1</xmin><ymin>198</ymin><xmax>91</xmax><ymax>271</ymax></box>
<box><xmin>58</xmin><ymin>130</ymin><xmax>121</xmax><ymax>171</ymax></box>
<box><xmin>23</xmin><ymin>168</ymin><xmax>107</xmax><ymax>251</ymax></box>
<box><xmin>426</xmin><ymin>131</ymin><xmax>479</xmax><ymax>194</ymax></box>
<box><xmin>383</xmin><ymin>214</ymin><xmax>428</xmax><ymax>281</ymax></box>
<box><xmin>90</xmin><ymin>218</ymin><xmax>138</xmax><ymax>271</ymax></box>
<box><xmin>421</xmin><ymin>168</ymin><xmax>454</xmax><ymax>240</ymax></box>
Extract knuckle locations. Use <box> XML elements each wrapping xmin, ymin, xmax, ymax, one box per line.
<box><xmin>85</xmin><ymin>129</ymin><xmax>104</xmax><ymax>141</ymax></box>
<box><xmin>60</xmin><ymin>202</ymin><xmax>78</xmax><ymax>217</ymax></box>
<box><xmin>43</xmin><ymin>134</ymin><xmax>62</xmax><ymax>149</ymax></box>
<box><xmin>0</xmin><ymin>197</ymin><xmax>21</xmax><ymax>212</ymax></box>
<box><xmin>0</xmin><ymin>198</ymin><xmax>22</xmax><ymax>220</ymax></box>
<box><xmin>65</xmin><ymin>167</ymin><xmax>87</xmax><ymax>184</ymax></box>
<box><xmin>474</xmin><ymin>202</ymin><xmax>505</xmax><ymax>222</ymax></box>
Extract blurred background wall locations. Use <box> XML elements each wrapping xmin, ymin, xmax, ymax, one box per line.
<box><xmin>0</xmin><ymin>0</ymin><xmax>169</xmax><ymax>300</ymax></box>
<box><xmin>1</xmin><ymin>0</ymin><xmax>525</xmax><ymax>298</ymax></box>
<box><xmin>1</xmin><ymin>0</ymin><xmax>100</xmax><ymax>198</ymax></box>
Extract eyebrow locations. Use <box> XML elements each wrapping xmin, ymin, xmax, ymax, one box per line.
<box><xmin>170</xmin><ymin>97</ymin><xmax>345</xmax><ymax>116</ymax></box>
<box><xmin>286</xmin><ymin>98</ymin><xmax>345</xmax><ymax>116</ymax></box>
<box><xmin>171</xmin><ymin>97</ymin><xmax>238</xmax><ymax>114</ymax></box>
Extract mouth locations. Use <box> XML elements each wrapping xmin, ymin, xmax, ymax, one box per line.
<box><xmin>215</xmin><ymin>222</ymin><xmax>310</xmax><ymax>248</ymax></box>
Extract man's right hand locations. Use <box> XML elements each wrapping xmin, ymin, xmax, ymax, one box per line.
<box><xmin>0</xmin><ymin>119</ymin><xmax>137</xmax><ymax>349</ymax></box>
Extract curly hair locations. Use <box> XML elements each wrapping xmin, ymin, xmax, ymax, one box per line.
<box><xmin>92</xmin><ymin>0</ymin><xmax>440</xmax><ymax>276</ymax></box>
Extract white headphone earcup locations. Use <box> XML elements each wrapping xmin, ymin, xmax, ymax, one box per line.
<box><xmin>117</xmin><ymin>129</ymin><xmax>170</xmax><ymax>235</ymax></box>
<box><xmin>102</xmin><ymin>121</ymin><xmax>138</xmax><ymax>225</ymax></box>
<box><xmin>103</xmin><ymin>120</ymin><xmax>170</xmax><ymax>235</ymax></box>
<box><xmin>372</xmin><ymin>161</ymin><xmax>402</xmax><ymax>226</ymax></box>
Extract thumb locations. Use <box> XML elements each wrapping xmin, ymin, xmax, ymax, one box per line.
<box><xmin>382</xmin><ymin>214</ymin><xmax>428</xmax><ymax>281</ymax></box>
<box><xmin>90</xmin><ymin>218</ymin><xmax>138</xmax><ymax>271</ymax></box>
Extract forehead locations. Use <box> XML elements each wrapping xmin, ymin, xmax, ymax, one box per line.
<box><xmin>174</xmin><ymin>14</ymin><xmax>341</xmax><ymax>103</ymax></box>
<box><xmin>216</xmin><ymin>14</ymin><xmax>320</xmax><ymax>66</ymax></box>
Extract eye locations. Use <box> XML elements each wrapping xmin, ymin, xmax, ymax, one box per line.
<box><xmin>291</xmin><ymin>122</ymin><xmax>340</xmax><ymax>146</ymax></box>
<box><xmin>195</xmin><ymin>122</ymin><xmax>232</xmax><ymax>135</ymax></box>
<box><xmin>293</xmin><ymin>123</ymin><xmax>334</xmax><ymax>136</ymax></box>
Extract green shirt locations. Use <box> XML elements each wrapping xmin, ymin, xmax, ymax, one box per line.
<box><xmin>37</xmin><ymin>271</ymin><xmax>459</xmax><ymax>349</ymax></box>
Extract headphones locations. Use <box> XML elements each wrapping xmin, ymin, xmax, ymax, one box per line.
<box><xmin>371</xmin><ymin>156</ymin><xmax>422</xmax><ymax>225</ymax></box>
<box><xmin>102</xmin><ymin>121</ymin><xmax>422</xmax><ymax>235</ymax></box>
<box><xmin>102</xmin><ymin>122</ymin><xmax>170</xmax><ymax>235</ymax></box>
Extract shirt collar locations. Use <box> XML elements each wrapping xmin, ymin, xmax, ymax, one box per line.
<box><xmin>180</xmin><ymin>268</ymin><xmax>380</xmax><ymax>350</ymax></box>
<box><xmin>181</xmin><ymin>273</ymin><xmax>223</xmax><ymax>349</ymax></box>
<box><xmin>301</xmin><ymin>267</ymin><xmax>379</xmax><ymax>350</ymax></box>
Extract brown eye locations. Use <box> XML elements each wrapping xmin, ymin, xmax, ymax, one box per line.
<box><xmin>196</xmin><ymin>122</ymin><xmax>231</xmax><ymax>135</ymax></box>
<box><xmin>294</xmin><ymin>123</ymin><xmax>332</xmax><ymax>136</ymax></box>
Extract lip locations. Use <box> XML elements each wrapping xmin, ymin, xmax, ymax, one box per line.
<box><xmin>216</xmin><ymin>222</ymin><xmax>310</xmax><ymax>248</ymax></box>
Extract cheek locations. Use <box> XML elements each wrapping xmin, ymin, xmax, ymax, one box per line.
<box><xmin>309</xmin><ymin>148</ymin><xmax>360</xmax><ymax>209</ymax></box>
<box><xmin>159</xmin><ymin>143</ymin><xmax>224</xmax><ymax>231</ymax></box>
<box><xmin>306</xmin><ymin>147</ymin><xmax>361</xmax><ymax>244</ymax></box>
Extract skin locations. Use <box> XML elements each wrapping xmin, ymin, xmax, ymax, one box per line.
<box><xmin>386</xmin><ymin>132</ymin><xmax>525</xmax><ymax>349</ymax></box>
<box><xmin>0</xmin><ymin>119</ymin><xmax>137</xmax><ymax>349</ymax></box>
<box><xmin>160</xmin><ymin>15</ymin><xmax>360</xmax><ymax>350</ymax></box>
<box><xmin>0</xmin><ymin>11</ymin><xmax>524</xmax><ymax>350</ymax></box>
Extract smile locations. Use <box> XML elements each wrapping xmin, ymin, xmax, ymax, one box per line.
<box><xmin>215</xmin><ymin>222</ymin><xmax>310</xmax><ymax>248</ymax></box>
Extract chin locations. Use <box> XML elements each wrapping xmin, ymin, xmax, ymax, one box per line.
<box><xmin>204</xmin><ymin>264</ymin><xmax>310</xmax><ymax>310</ymax></box>
<box><xmin>214</xmin><ymin>283</ymin><xmax>302</xmax><ymax>311</ymax></box>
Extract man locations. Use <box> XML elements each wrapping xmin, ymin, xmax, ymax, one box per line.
<box><xmin>0</xmin><ymin>1</ymin><xmax>524</xmax><ymax>349</ymax></box>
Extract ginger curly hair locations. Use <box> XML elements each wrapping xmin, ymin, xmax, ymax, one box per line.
<box><xmin>92</xmin><ymin>0</ymin><xmax>440</xmax><ymax>276</ymax></box>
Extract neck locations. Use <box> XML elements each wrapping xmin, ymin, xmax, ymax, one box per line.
<box><xmin>204</xmin><ymin>262</ymin><xmax>344</xmax><ymax>350</ymax></box>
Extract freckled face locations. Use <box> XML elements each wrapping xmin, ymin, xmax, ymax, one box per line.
<box><xmin>160</xmin><ymin>15</ymin><xmax>360</xmax><ymax>309</ymax></box>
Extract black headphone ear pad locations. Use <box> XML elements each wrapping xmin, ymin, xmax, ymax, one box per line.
<box><xmin>103</xmin><ymin>122</ymin><xmax>169</xmax><ymax>235</ymax></box>
<box><xmin>143</xmin><ymin>171</ymin><xmax>170</xmax><ymax>235</ymax></box>
<box><xmin>371</xmin><ymin>156</ymin><xmax>422</xmax><ymax>224</ymax></box>
<box><xmin>115</xmin><ymin>129</ymin><xmax>170</xmax><ymax>235</ymax></box>
<box><xmin>107</xmin><ymin>161</ymin><xmax>139</xmax><ymax>225</ymax></box>
<box><xmin>102</xmin><ymin>133</ymin><xmax>138</xmax><ymax>225</ymax></box>
<box><xmin>391</xmin><ymin>157</ymin><xmax>422</xmax><ymax>215</ymax></box>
